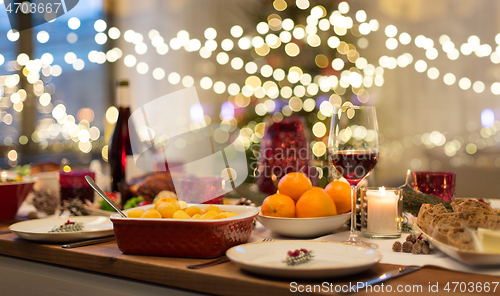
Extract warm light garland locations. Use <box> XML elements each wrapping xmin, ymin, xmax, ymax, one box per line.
<box><xmin>0</xmin><ymin>1</ymin><xmax>499</xmax><ymax>170</ymax></box>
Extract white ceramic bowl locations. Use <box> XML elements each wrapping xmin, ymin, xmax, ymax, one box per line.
<box><xmin>256</xmin><ymin>213</ymin><xmax>350</xmax><ymax>238</ymax></box>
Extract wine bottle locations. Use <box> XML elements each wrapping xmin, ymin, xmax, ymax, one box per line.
<box><xmin>108</xmin><ymin>80</ymin><xmax>145</xmax><ymax>202</ymax></box>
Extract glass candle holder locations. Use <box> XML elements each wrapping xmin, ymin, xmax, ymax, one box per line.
<box><xmin>412</xmin><ymin>171</ymin><xmax>455</xmax><ymax>202</ymax></box>
<box><xmin>360</xmin><ymin>187</ymin><xmax>402</xmax><ymax>238</ymax></box>
<box><xmin>59</xmin><ymin>170</ymin><xmax>95</xmax><ymax>206</ymax></box>
<box><xmin>256</xmin><ymin>116</ymin><xmax>316</xmax><ymax>194</ymax></box>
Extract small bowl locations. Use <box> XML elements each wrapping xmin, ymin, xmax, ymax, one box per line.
<box><xmin>110</xmin><ymin>204</ymin><xmax>258</xmax><ymax>258</ymax></box>
<box><xmin>0</xmin><ymin>177</ymin><xmax>35</xmax><ymax>221</ymax></box>
<box><xmin>256</xmin><ymin>213</ymin><xmax>350</xmax><ymax>238</ymax></box>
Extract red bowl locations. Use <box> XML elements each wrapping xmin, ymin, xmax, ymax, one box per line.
<box><xmin>0</xmin><ymin>178</ymin><xmax>35</xmax><ymax>221</ymax></box>
<box><xmin>110</xmin><ymin>204</ymin><xmax>258</xmax><ymax>258</ymax></box>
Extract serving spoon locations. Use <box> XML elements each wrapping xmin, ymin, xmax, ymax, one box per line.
<box><xmin>85</xmin><ymin>175</ymin><xmax>127</xmax><ymax>218</ymax></box>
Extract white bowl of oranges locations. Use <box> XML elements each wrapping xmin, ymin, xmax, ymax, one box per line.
<box><xmin>256</xmin><ymin>172</ymin><xmax>351</xmax><ymax>238</ymax></box>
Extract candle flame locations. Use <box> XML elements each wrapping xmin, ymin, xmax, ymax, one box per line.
<box><xmin>379</xmin><ymin>186</ymin><xmax>386</xmax><ymax>195</ymax></box>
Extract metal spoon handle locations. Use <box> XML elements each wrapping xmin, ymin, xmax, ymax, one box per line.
<box><xmin>85</xmin><ymin>175</ymin><xmax>127</xmax><ymax>218</ymax></box>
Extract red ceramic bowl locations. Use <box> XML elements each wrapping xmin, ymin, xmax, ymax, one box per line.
<box><xmin>0</xmin><ymin>178</ymin><xmax>35</xmax><ymax>221</ymax></box>
<box><xmin>110</xmin><ymin>204</ymin><xmax>258</xmax><ymax>258</ymax></box>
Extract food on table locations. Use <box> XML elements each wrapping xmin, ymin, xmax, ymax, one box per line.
<box><xmin>282</xmin><ymin>248</ymin><xmax>314</xmax><ymax>266</ymax></box>
<box><xmin>277</xmin><ymin>172</ymin><xmax>312</xmax><ymax>201</ymax></box>
<box><xmin>261</xmin><ymin>172</ymin><xmax>348</xmax><ymax>219</ymax></box>
<box><xmin>431</xmin><ymin>217</ymin><xmax>464</xmax><ymax>243</ymax></box>
<box><xmin>416</xmin><ymin>199</ymin><xmax>499</xmax><ymax>251</ymax></box>
<box><xmin>122</xmin><ymin>172</ymin><xmax>176</xmax><ymax>203</ymax></box>
<box><xmin>126</xmin><ymin>203</ymin><xmax>240</xmax><ymax>220</ymax></box>
<box><xmin>157</xmin><ymin>202</ymin><xmax>182</xmax><ymax>218</ymax></box>
<box><xmin>447</xmin><ymin>227</ymin><xmax>473</xmax><ymax>250</ymax></box>
<box><xmin>140</xmin><ymin>208</ymin><xmax>162</xmax><ymax>219</ymax></box>
<box><xmin>123</xmin><ymin>196</ymin><xmax>146</xmax><ymax>210</ymax></box>
<box><xmin>325</xmin><ymin>180</ymin><xmax>351</xmax><ymax>214</ymax></box>
<box><xmin>417</xmin><ymin>203</ymin><xmax>450</xmax><ymax>232</ymax></box>
<box><xmin>484</xmin><ymin>215</ymin><xmax>500</xmax><ymax>230</ymax></box>
<box><xmin>127</xmin><ymin>208</ymin><xmax>146</xmax><ymax>218</ymax></box>
<box><xmin>154</xmin><ymin>197</ymin><xmax>178</xmax><ymax>209</ymax></box>
<box><xmin>30</xmin><ymin>162</ymin><xmax>59</xmax><ymax>175</ymax></box>
<box><xmin>185</xmin><ymin>206</ymin><xmax>202</xmax><ymax>217</ymax></box>
<box><xmin>427</xmin><ymin>212</ymin><xmax>462</xmax><ymax>234</ymax></box>
<box><xmin>172</xmin><ymin>210</ymin><xmax>191</xmax><ymax>219</ymax></box>
<box><xmin>137</xmin><ymin>201</ymin><xmax>152</xmax><ymax>207</ymax></box>
<box><xmin>260</xmin><ymin>193</ymin><xmax>296</xmax><ymax>218</ymax></box>
<box><xmin>0</xmin><ymin>175</ymin><xmax>23</xmax><ymax>183</ymax></box>
<box><xmin>477</xmin><ymin>228</ymin><xmax>500</xmax><ymax>254</ymax></box>
<box><xmin>152</xmin><ymin>190</ymin><xmax>178</xmax><ymax>204</ymax></box>
<box><xmin>296</xmin><ymin>187</ymin><xmax>337</xmax><ymax>218</ymax></box>
<box><xmin>49</xmin><ymin>220</ymin><xmax>84</xmax><ymax>233</ymax></box>
<box><xmin>100</xmin><ymin>192</ymin><xmax>120</xmax><ymax>211</ymax></box>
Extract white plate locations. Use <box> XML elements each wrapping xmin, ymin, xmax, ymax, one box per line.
<box><xmin>226</xmin><ymin>240</ymin><xmax>382</xmax><ymax>279</ymax></box>
<box><xmin>412</xmin><ymin>218</ymin><xmax>500</xmax><ymax>266</ymax></box>
<box><xmin>10</xmin><ymin>216</ymin><xmax>114</xmax><ymax>243</ymax></box>
<box><xmin>256</xmin><ymin>213</ymin><xmax>350</xmax><ymax>238</ymax></box>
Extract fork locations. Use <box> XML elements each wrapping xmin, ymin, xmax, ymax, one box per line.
<box><xmin>186</xmin><ymin>238</ymin><xmax>275</xmax><ymax>269</ymax></box>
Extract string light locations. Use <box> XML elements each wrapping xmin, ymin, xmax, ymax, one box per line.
<box><xmin>1</xmin><ymin>4</ymin><xmax>499</xmax><ymax>168</ymax></box>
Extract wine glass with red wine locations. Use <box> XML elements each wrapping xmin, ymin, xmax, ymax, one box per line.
<box><xmin>328</xmin><ymin>105</ymin><xmax>379</xmax><ymax>247</ymax></box>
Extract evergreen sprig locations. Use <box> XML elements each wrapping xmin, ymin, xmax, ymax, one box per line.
<box><xmin>400</xmin><ymin>185</ymin><xmax>452</xmax><ymax>216</ymax></box>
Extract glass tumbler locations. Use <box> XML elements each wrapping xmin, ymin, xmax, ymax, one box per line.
<box><xmin>412</xmin><ymin>171</ymin><xmax>456</xmax><ymax>202</ymax></box>
<box><xmin>59</xmin><ymin>170</ymin><xmax>95</xmax><ymax>205</ymax></box>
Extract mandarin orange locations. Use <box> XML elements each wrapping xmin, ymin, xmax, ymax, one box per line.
<box><xmin>325</xmin><ymin>180</ymin><xmax>352</xmax><ymax>214</ymax></box>
<box><xmin>277</xmin><ymin>172</ymin><xmax>312</xmax><ymax>201</ymax></box>
<box><xmin>296</xmin><ymin>187</ymin><xmax>337</xmax><ymax>218</ymax></box>
<box><xmin>261</xmin><ymin>193</ymin><xmax>296</xmax><ymax>218</ymax></box>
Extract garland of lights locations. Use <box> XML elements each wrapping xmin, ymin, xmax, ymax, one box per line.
<box><xmin>0</xmin><ymin>0</ymin><xmax>499</xmax><ymax>169</ymax></box>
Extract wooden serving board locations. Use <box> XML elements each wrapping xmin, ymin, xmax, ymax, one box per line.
<box><xmin>0</xmin><ymin>220</ymin><xmax>497</xmax><ymax>296</ymax></box>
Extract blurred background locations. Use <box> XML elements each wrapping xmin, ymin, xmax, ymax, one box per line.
<box><xmin>1</xmin><ymin>0</ymin><xmax>499</xmax><ymax>198</ymax></box>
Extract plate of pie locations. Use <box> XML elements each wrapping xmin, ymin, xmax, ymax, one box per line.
<box><xmin>10</xmin><ymin>216</ymin><xmax>114</xmax><ymax>243</ymax></box>
<box><xmin>226</xmin><ymin>240</ymin><xmax>382</xmax><ymax>279</ymax></box>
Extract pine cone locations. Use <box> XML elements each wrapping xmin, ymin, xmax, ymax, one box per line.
<box><xmin>402</xmin><ymin>241</ymin><xmax>413</xmax><ymax>253</ymax></box>
<box><xmin>61</xmin><ymin>198</ymin><xmax>85</xmax><ymax>216</ymax></box>
<box><xmin>421</xmin><ymin>243</ymin><xmax>431</xmax><ymax>254</ymax></box>
<box><xmin>406</xmin><ymin>234</ymin><xmax>417</xmax><ymax>243</ymax></box>
<box><xmin>412</xmin><ymin>243</ymin><xmax>422</xmax><ymax>254</ymax></box>
<box><xmin>236</xmin><ymin>197</ymin><xmax>256</xmax><ymax>207</ymax></box>
<box><xmin>392</xmin><ymin>241</ymin><xmax>402</xmax><ymax>252</ymax></box>
<box><xmin>32</xmin><ymin>190</ymin><xmax>59</xmax><ymax>215</ymax></box>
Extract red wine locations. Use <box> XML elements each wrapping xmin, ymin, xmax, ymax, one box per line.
<box><xmin>329</xmin><ymin>151</ymin><xmax>378</xmax><ymax>186</ymax></box>
<box><xmin>108</xmin><ymin>80</ymin><xmax>133</xmax><ymax>194</ymax></box>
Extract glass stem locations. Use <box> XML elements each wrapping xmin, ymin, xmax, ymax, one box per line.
<box><xmin>350</xmin><ymin>184</ymin><xmax>357</xmax><ymax>235</ymax></box>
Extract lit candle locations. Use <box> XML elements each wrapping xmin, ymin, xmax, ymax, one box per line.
<box><xmin>366</xmin><ymin>187</ymin><xmax>398</xmax><ymax>234</ymax></box>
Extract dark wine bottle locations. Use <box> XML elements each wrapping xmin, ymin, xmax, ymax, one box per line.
<box><xmin>109</xmin><ymin>80</ymin><xmax>132</xmax><ymax>194</ymax></box>
<box><xmin>108</xmin><ymin>80</ymin><xmax>147</xmax><ymax>204</ymax></box>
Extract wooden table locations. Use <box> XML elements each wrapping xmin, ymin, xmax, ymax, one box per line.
<box><xmin>0</xmin><ymin>219</ymin><xmax>498</xmax><ymax>296</ymax></box>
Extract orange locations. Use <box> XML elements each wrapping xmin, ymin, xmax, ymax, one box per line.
<box><xmin>296</xmin><ymin>187</ymin><xmax>337</xmax><ymax>218</ymax></box>
<box><xmin>261</xmin><ymin>193</ymin><xmax>296</xmax><ymax>218</ymax></box>
<box><xmin>325</xmin><ymin>180</ymin><xmax>352</xmax><ymax>214</ymax></box>
<box><xmin>277</xmin><ymin>172</ymin><xmax>312</xmax><ymax>201</ymax></box>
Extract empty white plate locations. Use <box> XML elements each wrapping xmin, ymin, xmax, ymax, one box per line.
<box><xmin>10</xmin><ymin>216</ymin><xmax>114</xmax><ymax>243</ymax></box>
<box><xmin>226</xmin><ymin>240</ymin><xmax>382</xmax><ymax>279</ymax></box>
